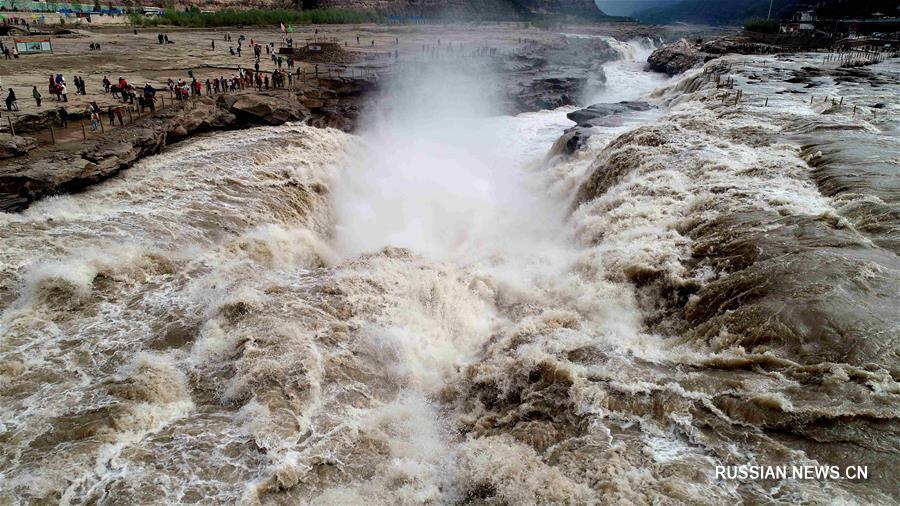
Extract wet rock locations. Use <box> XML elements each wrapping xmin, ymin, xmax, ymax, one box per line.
<box><xmin>513</xmin><ymin>77</ymin><xmax>586</xmax><ymax>112</ymax></box>
<box><xmin>0</xmin><ymin>135</ymin><xmax>37</xmax><ymax>159</ymax></box>
<box><xmin>0</xmin><ymin>77</ymin><xmax>379</xmax><ymax>212</ymax></box>
<box><xmin>226</xmin><ymin>93</ymin><xmax>307</xmax><ymax>125</ymax></box>
<box><xmin>567</xmin><ymin>101</ymin><xmax>652</xmax><ymax>127</ymax></box>
<box><xmin>501</xmin><ymin>36</ymin><xmax>618</xmax><ymax>114</ymax></box>
<box><xmin>0</xmin><ymin>99</ymin><xmax>229</xmax><ymax>212</ymax></box>
<box><xmin>551</xmin><ymin>126</ymin><xmax>596</xmax><ymax>156</ymax></box>
<box><xmin>647</xmin><ymin>40</ymin><xmax>705</xmax><ymax>76</ymax></box>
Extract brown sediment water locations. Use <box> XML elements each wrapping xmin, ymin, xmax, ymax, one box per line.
<box><xmin>1</xmin><ymin>40</ymin><xmax>898</xmax><ymax>504</ymax></box>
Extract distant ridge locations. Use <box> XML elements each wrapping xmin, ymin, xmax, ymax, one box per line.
<box><xmin>635</xmin><ymin>0</ymin><xmax>899</xmax><ymax>25</ymax></box>
<box><xmin>161</xmin><ymin>0</ymin><xmax>609</xmax><ymax>20</ymax></box>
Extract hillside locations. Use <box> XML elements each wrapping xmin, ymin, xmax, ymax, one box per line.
<box><xmin>635</xmin><ymin>0</ymin><xmax>899</xmax><ymax>25</ymax></box>
<box><xmin>160</xmin><ymin>0</ymin><xmax>608</xmax><ymax>19</ymax></box>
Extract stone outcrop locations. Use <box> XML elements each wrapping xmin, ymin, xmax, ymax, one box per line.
<box><xmin>0</xmin><ymin>76</ymin><xmax>378</xmax><ymax>212</ymax></box>
<box><xmin>513</xmin><ymin>76</ymin><xmax>586</xmax><ymax>112</ymax></box>
<box><xmin>647</xmin><ymin>34</ymin><xmax>838</xmax><ymax>77</ymax></box>
<box><xmin>501</xmin><ymin>36</ymin><xmax>619</xmax><ymax>114</ymax></box>
<box><xmin>218</xmin><ymin>92</ymin><xmax>307</xmax><ymax>126</ymax></box>
<box><xmin>0</xmin><ymin>98</ymin><xmax>228</xmax><ymax>212</ymax></box>
<box><xmin>567</xmin><ymin>101</ymin><xmax>652</xmax><ymax>127</ymax></box>
<box><xmin>646</xmin><ymin>39</ymin><xmax>706</xmax><ymax>76</ymax></box>
<box><xmin>1</xmin><ymin>136</ymin><xmax>37</xmax><ymax>160</ymax></box>
<box><xmin>548</xmin><ymin>101</ymin><xmax>654</xmax><ymax>158</ymax></box>
<box><xmin>549</xmin><ymin>126</ymin><xmax>595</xmax><ymax>157</ymax></box>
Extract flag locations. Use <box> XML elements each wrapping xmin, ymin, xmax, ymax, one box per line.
<box><xmin>280</xmin><ymin>22</ymin><xmax>286</xmax><ymax>34</ymax></box>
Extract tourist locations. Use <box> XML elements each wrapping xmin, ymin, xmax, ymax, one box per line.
<box><xmin>32</xmin><ymin>86</ymin><xmax>41</xmax><ymax>107</ymax></box>
<box><xmin>158</xmin><ymin>33</ymin><xmax>164</xmax><ymax>44</ymax></box>
<box><xmin>90</xmin><ymin>109</ymin><xmax>100</xmax><ymax>131</ymax></box>
<box><xmin>142</xmin><ymin>84</ymin><xmax>156</xmax><ymax>112</ymax></box>
<box><xmin>48</xmin><ymin>76</ymin><xmax>59</xmax><ymax>101</ymax></box>
<box><xmin>59</xmin><ymin>106</ymin><xmax>68</xmax><ymax>128</ymax></box>
<box><xmin>205</xmin><ymin>79</ymin><xmax>212</xmax><ymax>95</ymax></box>
<box><xmin>11</xmin><ymin>46</ymin><xmax>18</xmax><ymax>59</ymax></box>
<box><xmin>59</xmin><ymin>82</ymin><xmax>68</xmax><ymax>102</ymax></box>
<box><xmin>102</xmin><ymin>76</ymin><xmax>110</xmax><ymax>93</ymax></box>
<box><xmin>5</xmin><ymin>88</ymin><xmax>18</xmax><ymax>111</ymax></box>
<box><xmin>211</xmin><ymin>39</ymin><xmax>215</xmax><ymax>50</ymax></box>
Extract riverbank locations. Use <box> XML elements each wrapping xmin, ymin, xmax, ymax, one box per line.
<box><xmin>0</xmin><ymin>77</ymin><xmax>374</xmax><ymax>212</ymax></box>
<box><xmin>1</xmin><ymin>22</ymin><xmax>694</xmax><ymax>212</ymax></box>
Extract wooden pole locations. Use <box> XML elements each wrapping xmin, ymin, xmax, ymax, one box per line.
<box><xmin>764</xmin><ymin>97</ymin><xmax>768</xmax><ymax>107</ymax></box>
<box><xmin>81</xmin><ymin>121</ymin><xmax>86</xmax><ymax>141</ymax></box>
<box><xmin>7</xmin><ymin>117</ymin><xmax>14</xmax><ymax>137</ymax></box>
<box><xmin>49</xmin><ymin>125</ymin><xmax>56</xmax><ymax>144</ymax></box>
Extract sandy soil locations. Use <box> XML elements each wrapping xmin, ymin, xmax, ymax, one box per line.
<box><xmin>0</xmin><ymin>22</ymin><xmax>664</xmax><ymax>119</ymax></box>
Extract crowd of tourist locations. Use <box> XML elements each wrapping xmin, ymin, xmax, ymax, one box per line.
<box><xmin>1</xmin><ymin>29</ymin><xmax>337</xmax><ymax>131</ymax></box>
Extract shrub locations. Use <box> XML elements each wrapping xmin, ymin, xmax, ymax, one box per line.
<box><xmin>131</xmin><ymin>8</ymin><xmax>385</xmax><ymax>28</ymax></box>
<box><xmin>744</xmin><ymin>18</ymin><xmax>779</xmax><ymax>34</ymax></box>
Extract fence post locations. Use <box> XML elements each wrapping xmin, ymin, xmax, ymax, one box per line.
<box><xmin>7</xmin><ymin>117</ymin><xmax>14</xmax><ymax>136</ymax></box>
<box><xmin>49</xmin><ymin>125</ymin><xmax>56</xmax><ymax>145</ymax></box>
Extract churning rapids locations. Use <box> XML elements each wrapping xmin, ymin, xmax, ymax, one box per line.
<box><xmin>1</xmin><ymin>38</ymin><xmax>898</xmax><ymax>504</ymax></box>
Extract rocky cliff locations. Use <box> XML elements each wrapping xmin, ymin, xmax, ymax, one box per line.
<box><xmin>315</xmin><ymin>0</ymin><xmax>604</xmax><ymax>17</ymax></box>
<box><xmin>167</xmin><ymin>0</ymin><xmax>606</xmax><ymax>19</ymax></box>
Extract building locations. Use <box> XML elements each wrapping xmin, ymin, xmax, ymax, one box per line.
<box><xmin>782</xmin><ymin>9</ymin><xmax>816</xmax><ymax>33</ymax></box>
